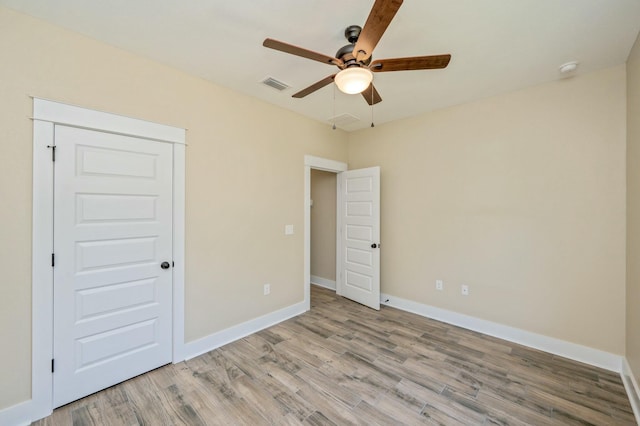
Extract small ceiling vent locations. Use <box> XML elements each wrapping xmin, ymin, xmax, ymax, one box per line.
<box><xmin>261</xmin><ymin>76</ymin><xmax>290</xmax><ymax>91</ymax></box>
<box><xmin>327</xmin><ymin>113</ymin><xmax>360</xmax><ymax>126</ymax></box>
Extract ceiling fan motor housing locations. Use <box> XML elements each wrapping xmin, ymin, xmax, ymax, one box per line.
<box><xmin>337</xmin><ymin>26</ymin><xmax>371</xmax><ymax>66</ymax></box>
<box><xmin>336</xmin><ymin>44</ymin><xmax>355</xmax><ymax>62</ymax></box>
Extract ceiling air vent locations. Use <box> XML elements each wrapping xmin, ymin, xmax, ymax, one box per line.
<box><xmin>327</xmin><ymin>113</ymin><xmax>360</xmax><ymax>127</ymax></box>
<box><xmin>261</xmin><ymin>76</ymin><xmax>290</xmax><ymax>91</ymax></box>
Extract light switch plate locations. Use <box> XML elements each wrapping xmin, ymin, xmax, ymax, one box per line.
<box><xmin>285</xmin><ymin>224</ymin><xmax>294</xmax><ymax>235</ymax></box>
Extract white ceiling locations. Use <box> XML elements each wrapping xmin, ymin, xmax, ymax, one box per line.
<box><xmin>2</xmin><ymin>0</ymin><xmax>640</xmax><ymax>131</ymax></box>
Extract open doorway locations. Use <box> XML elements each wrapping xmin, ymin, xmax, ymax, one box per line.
<box><xmin>303</xmin><ymin>156</ymin><xmax>347</xmax><ymax>311</ymax></box>
<box><xmin>310</xmin><ymin>169</ymin><xmax>338</xmax><ymax>304</ymax></box>
<box><xmin>303</xmin><ymin>155</ymin><xmax>380</xmax><ymax>311</ymax></box>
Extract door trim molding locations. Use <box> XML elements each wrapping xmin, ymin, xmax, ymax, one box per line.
<box><xmin>31</xmin><ymin>96</ymin><xmax>186</xmax><ymax>144</ymax></box>
<box><xmin>31</xmin><ymin>98</ymin><xmax>186</xmax><ymax>421</ymax></box>
<box><xmin>304</xmin><ymin>155</ymin><xmax>347</xmax><ymax>311</ymax></box>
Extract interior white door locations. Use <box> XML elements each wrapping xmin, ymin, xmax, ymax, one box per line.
<box><xmin>52</xmin><ymin>125</ymin><xmax>174</xmax><ymax>408</ymax></box>
<box><xmin>338</xmin><ymin>167</ymin><xmax>380</xmax><ymax>310</ymax></box>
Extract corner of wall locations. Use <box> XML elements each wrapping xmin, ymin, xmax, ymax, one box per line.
<box><xmin>622</xmin><ymin>358</ymin><xmax>640</xmax><ymax>424</ymax></box>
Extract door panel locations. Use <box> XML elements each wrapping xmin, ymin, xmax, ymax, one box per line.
<box><xmin>76</xmin><ymin>194</ymin><xmax>158</xmax><ymax>223</ymax></box>
<box><xmin>338</xmin><ymin>167</ymin><xmax>380</xmax><ymax>310</ymax></box>
<box><xmin>53</xmin><ymin>125</ymin><xmax>173</xmax><ymax>408</ymax></box>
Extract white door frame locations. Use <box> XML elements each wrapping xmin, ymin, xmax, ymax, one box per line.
<box><xmin>31</xmin><ymin>98</ymin><xmax>186</xmax><ymax>421</ymax></box>
<box><xmin>303</xmin><ymin>155</ymin><xmax>347</xmax><ymax>310</ymax></box>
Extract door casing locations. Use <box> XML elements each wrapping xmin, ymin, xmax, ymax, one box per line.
<box><xmin>305</xmin><ymin>156</ymin><xmax>381</xmax><ymax>310</ymax></box>
<box><xmin>31</xmin><ymin>98</ymin><xmax>186</xmax><ymax>421</ymax></box>
<box><xmin>303</xmin><ymin>155</ymin><xmax>347</xmax><ymax>310</ymax></box>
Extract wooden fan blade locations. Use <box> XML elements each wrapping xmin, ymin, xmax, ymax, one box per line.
<box><xmin>263</xmin><ymin>38</ymin><xmax>343</xmax><ymax>67</ymax></box>
<box><xmin>353</xmin><ymin>0</ymin><xmax>403</xmax><ymax>62</ymax></box>
<box><xmin>361</xmin><ymin>83</ymin><xmax>382</xmax><ymax>105</ymax></box>
<box><xmin>370</xmin><ymin>54</ymin><xmax>451</xmax><ymax>72</ymax></box>
<box><xmin>292</xmin><ymin>75</ymin><xmax>336</xmax><ymax>98</ymax></box>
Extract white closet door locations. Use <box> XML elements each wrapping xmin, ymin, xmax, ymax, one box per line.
<box><xmin>53</xmin><ymin>125</ymin><xmax>173</xmax><ymax>407</ymax></box>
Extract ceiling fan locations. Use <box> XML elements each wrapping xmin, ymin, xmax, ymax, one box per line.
<box><xmin>262</xmin><ymin>0</ymin><xmax>451</xmax><ymax>105</ymax></box>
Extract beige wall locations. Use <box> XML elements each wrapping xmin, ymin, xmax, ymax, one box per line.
<box><xmin>0</xmin><ymin>7</ymin><xmax>348</xmax><ymax>409</ymax></box>
<box><xmin>310</xmin><ymin>170</ymin><xmax>337</xmax><ymax>282</ymax></box>
<box><xmin>0</xmin><ymin>2</ymin><xmax>635</xmax><ymax>414</ymax></box>
<box><xmin>348</xmin><ymin>66</ymin><xmax>627</xmax><ymax>354</ymax></box>
<box><xmin>627</xmin><ymin>32</ymin><xmax>640</xmax><ymax>383</ymax></box>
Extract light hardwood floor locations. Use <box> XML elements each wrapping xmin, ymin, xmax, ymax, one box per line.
<box><xmin>33</xmin><ymin>285</ymin><xmax>635</xmax><ymax>425</ymax></box>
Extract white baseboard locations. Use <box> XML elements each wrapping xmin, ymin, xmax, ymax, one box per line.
<box><xmin>0</xmin><ymin>302</ymin><xmax>306</xmax><ymax>426</ymax></box>
<box><xmin>622</xmin><ymin>358</ymin><xmax>640</xmax><ymax>424</ymax></box>
<box><xmin>0</xmin><ymin>400</ymin><xmax>33</xmax><ymax>426</ymax></box>
<box><xmin>182</xmin><ymin>301</ymin><xmax>306</xmax><ymax>361</ymax></box>
<box><xmin>380</xmin><ymin>293</ymin><xmax>622</xmax><ymax>373</ymax></box>
<box><xmin>2</xmin><ymin>295</ymin><xmax>632</xmax><ymax>426</ymax></box>
<box><xmin>310</xmin><ymin>275</ymin><xmax>336</xmax><ymax>291</ymax></box>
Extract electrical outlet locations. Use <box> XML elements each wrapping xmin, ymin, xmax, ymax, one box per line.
<box><xmin>435</xmin><ymin>280</ymin><xmax>443</xmax><ymax>291</ymax></box>
<box><xmin>264</xmin><ymin>283</ymin><xmax>271</xmax><ymax>295</ymax></box>
<box><xmin>461</xmin><ymin>285</ymin><xmax>469</xmax><ymax>296</ymax></box>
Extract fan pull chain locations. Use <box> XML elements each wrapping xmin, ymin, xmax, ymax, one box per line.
<box><xmin>332</xmin><ymin>82</ymin><xmax>337</xmax><ymax>130</ymax></box>
<box><xmin>370</xmin><ymin>85</ymin><xmax>375</xmax><ymax>128</ymax></box>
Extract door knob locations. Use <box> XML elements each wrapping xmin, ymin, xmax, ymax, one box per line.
<box><xmin>371</xmin><ymin>243</ymin><xmax>378</xmax><ymax>249</ymax></box>
<box><xmin>161</xmin><ymin>261</ymin><xmax>171</xmax><ymax>269</ymax></box>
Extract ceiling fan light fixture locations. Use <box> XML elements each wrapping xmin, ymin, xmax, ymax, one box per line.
<box><xmin>334</xmin><ymin>67</ymin><xmax>373</xmax><ymax>94</ymax></box>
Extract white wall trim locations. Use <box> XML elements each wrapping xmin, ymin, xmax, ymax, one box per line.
<box><xmin>310</xmin><ymin>276</ymin><xmax>336</xmax><ymax>291</ymax></box>
<box><xmin>335</xmin><ymin>172</ymin><xmax>343</xmax><ymax>297</ymax></box>
<box><xmin>381</xmin><ymin>293</ymin><xmax>622</xmax><ymax>373</ymax></box>
<box><xmin>0</xmin><ymin>400</ymin><xmax>33</xmax><ymax>426</ymax></box>
<box><xmin>183</xmin><ymin>301</ymin><xmax>306</xmax><ymax>360</ymax></box>
<box><xmin>622</xmin><ymin>358</ymin><xmax>640</xmax><ymax>424</ymax></box>
<box><xmin>31</xmin><ymin>97</ymin><xmax>185</xmax><ymax>144</ymax></box>
<box><xmin>304</xmin><ymin>155</ymin><xmax>347</xmax><ymax>312</ymax></box>
<box><xmin>304</xmin><ymin>155</ymin><xmax>348</xmax><ymax>173</ymax></box>
<box><xmin>31</xmin><ymin>119</ymin><xmax>55</xmax><ymax>422</ymax></box>
<box><xmin>31</xmin><ymin>98</ymin><xmax>186</xmax><ymax>422</ymax></box>
<box><xmin>172</xmin><ymin>143</ymin><xmax>187</xmax><ymax>362</ymax></box>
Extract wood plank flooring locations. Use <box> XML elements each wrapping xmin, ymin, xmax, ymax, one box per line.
<box><xmin>33</xmin><ymin>286</ymin><xmax>636</xmax><ymax>425</ymax></box>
